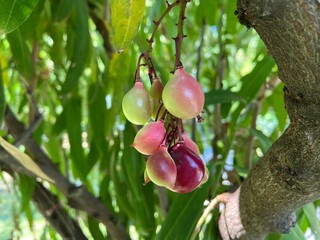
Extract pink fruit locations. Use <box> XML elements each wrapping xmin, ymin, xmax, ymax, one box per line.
<box><xmin>122</xmin><ymin>81</ymin><xmax>153</xmax><ymax>125</ymax></box>
<box><xmin>146</xmin><ymin>146</ymin><xmax>177</xmax><ymax>189</ymax></box>
<box><xmin>169</xmin><ymin>143</ymin><xmax>205</xmax><ymax>193</ymax></box>
<box><xmin>162</xmin><ymin>68</ymin><xmax>204</xmax><ymax>119</ymax></box>
<box><xmin>182</xmin><ymin>132</ymin><xmax>200</xmax><ymax>155</ymax></box>
<box><xmin>132</xmin><ymin>121</ymin><xmax>165</xmax><ymax>155</ymax></box>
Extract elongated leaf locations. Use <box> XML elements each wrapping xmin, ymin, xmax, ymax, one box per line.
<box><xmin>249</xmin><ymin>129</ymin><xmax>273</xmax><ymax>153</ymax></box>
<box><xmin>205</xmin><ymin>89</ymin><xmax>245</xmax><ymax>106</ymax></box>
<box><xmin>0</xmin><ymin>65</ymin><xmax>5</xmax><ymax>124</ymax></box>
<box><xmin>110</xmin><ymin>0</ymin><xmax>146</xmax><ymax>52</ymax></box>
<box><xmin>156</xmin><ymin>182</ymin><xmax>211</xmax><ymax>240</ymax></box>
<box><xmin>18</xmin><ymin>175</ymin><xmax>35</xmax><ymax>212</ymax></box>
<box><xmin>280</xmin><ymin>224</ymin><xmax>305</xmax><ymax>240</ymax></box>
<box><xmin>61</xmin><ymin>0</ymin><xmax>89</xmax><ymax>94</ymax></box>
<box><xmin>0</xmin><ymin>0</ymin><xmax>39</xmax><ymax>34</ymax></box>
<box><xmin>7</xmin><ymin>29</ymin><xmax>33</xmax><ymax>80</ymax></box>
<box><xmin>66</xmin><ymin>97</ymin><xmax>87</xmax><ymax>180</ymax></box>
<box><xmin>0</xmin><ymin>137</ymin><xmax>54</xmax><ymax>183</ymax></box>
<box><xmin>303</xmin><ymin>203</ymin><xmax>320</xmax><ymax>239</ymax></box>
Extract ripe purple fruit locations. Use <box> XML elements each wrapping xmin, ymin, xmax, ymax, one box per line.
<box><xmin>169</xmin><ymin>142</ymin><xmax>205</xmax><ymax>193</ymax></box>
<box><xmin>162</xmin><ymin>68</ymin><xmax>204</xmax><ymax>119</ymax></box>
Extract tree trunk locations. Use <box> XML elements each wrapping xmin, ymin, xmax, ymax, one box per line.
<box><xmin>219</xmin><ymin>0</ymin><xmax>320</xmax><ymax>239</ymax></box>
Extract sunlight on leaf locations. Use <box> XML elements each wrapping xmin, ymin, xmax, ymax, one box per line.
<box><xmin>110</xmin><ymin>0</ymin><xmax>146</xmax><ymax>52</ymax></box>
<box><xmin>0</xmin><ymin>0</ymin><xmax>39</xmax><ymax>34</ymax></box>
<box><xmin>0</xmin><ymin>137</ymin><xmax>54</xmax><ymax>183</ymax></box>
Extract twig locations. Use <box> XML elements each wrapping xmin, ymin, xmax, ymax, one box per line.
<box><xmin>191</xmin><ymin>193</ymin><xmax>229</xmax><ymax>239</ymax></box>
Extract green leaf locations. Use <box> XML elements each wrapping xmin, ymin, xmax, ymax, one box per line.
<box><xmin>249</xmin><ymin>129</ymin><xmax>273</xmax><ymax>153</ymax></box>
<box><xmin>110</xmin><ymin>0</ymin><xmax>146</xmax><ymax>52</ymax></box>
<box><xmin>0</xmin><ymin>137</ymin><xmax>54</xmax><ymax>183</ymax></box>
<box><xmin>0</xmin><ymin>0</ymin><xmax>39</xmax><ymax>34</ymax></box>
<box><xmin>66</xmin><ymin>97</ymin><xmax>87</xmax><ymax>180</ymax></box>
<box><xmin>280</xmin><ymin>224</ymin><xmax>305</xmax><ymax>240</ymax></box>
<box><xmin>18</xmin><ymin>175</ymin><xmax>35</xmax><ymax>212</ymax></box>
<box><xmin>156</xmin><ymin>183</ymin><xmax>211</xmax><ymax>240</ymax></box>
<box><xmin>0</xmin><ymin>65</ymin><xmax>5</xmax><ymax>124</ymax></box>
<box><xmin>205</xmin><ymin>89</ymin><xmax>245</xmax><ymax>106</ymax></box>
<box><xmin>87</xmin><ymin>217</ymin><xmax>105</xmax><ymax>239</ymax></box>
<box><xmin>239</xmin><ymin>56</ymin><xmax>275</xmax><ymax>102</ymax></box>
<box><xmin>303</xmin><ymin>203</ymin><xmax>320</xmax><ymax>239</ymax></box>
<box><xmin>7</xmin><ymin>29</ymin><xmax>33</xmax><ymax>80</ymax></box>
<box><xmin>61</xmin><ymin>0</ymin><xmax>89</xmax><ymax>94</ymax></box>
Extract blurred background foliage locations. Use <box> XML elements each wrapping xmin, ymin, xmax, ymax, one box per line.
<box><xmin>0</xmin><ymin>0</ymin><xmax>319</xmax><ymax>239</ymax></box>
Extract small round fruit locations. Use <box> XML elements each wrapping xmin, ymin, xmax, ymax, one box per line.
<box><xmin>146</xmin><ymin>146</ymin><xmax>177</xmax><ymax>189</ymax></box>
<box><xmin>132</xmin><ymin>120</ymin><xmax>165</xmax><ymax>155</ymax></box>
<box><xmin>169</xmin><ymin>143</ymin><xmax>205</xmax><ymax>193</ymax></box>
<box><xmin>122</xmin><ymin>81</ymin><xmax>153</xmax><ymax>125</ymax></box>
<box><xmin>162</xmin><ymin>68</ymin><xmax>204</xmax><ymax>119</ymax></box>
<box><xmin>150</xmin><ymin>78</ymin><xmax>164</xmax><ymax>100</ymax></box>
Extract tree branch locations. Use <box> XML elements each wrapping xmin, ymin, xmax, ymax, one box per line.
<box><xmin>219</xmin><ymin>0</ymin><xmax>320</xmax><ymax>239</ymax></box>
<box><xmin>4</xmin><ymin>107</ymin><xmax>130</xmax><ymax>240</ymax></box>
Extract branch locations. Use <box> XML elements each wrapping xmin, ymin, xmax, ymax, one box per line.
<box><xmin>4</xmin><ymin>107</ymin><xmax>130</xmax><ymax>240</ymax></box>
<box><xmin>219</xmin><ymin>0</ymin><xmax>320</xmax><ymax>238</ymax></box>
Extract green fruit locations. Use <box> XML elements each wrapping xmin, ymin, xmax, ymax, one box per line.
<box><xmin>122</xmin><ymin>81</ymin><xmax>153</xmax><ymax>125</ymax></box>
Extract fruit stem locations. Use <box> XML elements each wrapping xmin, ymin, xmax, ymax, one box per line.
<box><xmin>174</xmin><ymin>0</ymin><xmax>188</xmax><ymax>70</ymax></box>
<box><xmin>177</xmin><ymin>118</ymin><xmax>183</xmax><ymax>141</ymax></box>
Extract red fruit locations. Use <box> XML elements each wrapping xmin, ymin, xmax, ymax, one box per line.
<box><xmin>182</xmin><ymin>132</ymin><xmax>200</xmax><ymax>155</ymax></box>
<box><xmin>132</xmin><ymin>121</ymin><xmax>165</xmax><ymax>155</ymax></box>
<box><xmin>162</xmin><ymin>68</ymin><xmax>204</xmax><ymax>119</ymax></box>
<box><xmin>122</xmin><ymin>81</ymin><xmax>153</xmax><ymax>125</ymax></box>
<box><xmin>150</xmin><ymin>78</ymin><xmax>164</xmax><ymax>100</ymax></box>
<box><xmin>169</xmin><ymin>142</ymin><xmax>205</xmax><ymax>193</ymax></box>
<box><xmin>146</xmin><ymin>146</ymin><xmax>177</xmax><ymax>189</ymax></box>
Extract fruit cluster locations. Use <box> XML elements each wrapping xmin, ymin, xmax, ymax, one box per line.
<box><xmin>122</xmin><ymin>67</ymin><xmax>208</xmax><ymax>193</ymax></box>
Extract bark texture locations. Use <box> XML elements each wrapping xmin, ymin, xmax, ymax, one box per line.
<box><xmin>220</xmin><ymin>0</ymin><xmax>320</xmax><ymax>239</ymax></box>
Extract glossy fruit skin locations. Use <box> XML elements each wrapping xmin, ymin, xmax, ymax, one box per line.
<box><xmin>162</xmin><ymin>68</ymin><xmax>204</xmax><ymax>119</ymax></box>
<box><xmin>122</xmin><ymin>81</ymin><xmax>153</xmax><ymax>125</ymax></box>
<box><xmin>150</xmin><ymin>78</ymin><xmax>164</xmax><ymax>100</ymax></box>
<box><xmin>182</xmin><ymin>132</ymin><xmax>200</xmax><ymax>155</ymax></box>
<box><xmin>146</xmin><ymin>146</ymin><xmax>177</xmax><ymax>189</ymax></box>
<box><xmin>169</xmin><ymin>142</ymin><xmax>205</xmax><ymax>193</ymax></box>
<box><xmin>132</xmin><ymin>121</ymin><xmax>165</xmax><ymax>155</ymax></box>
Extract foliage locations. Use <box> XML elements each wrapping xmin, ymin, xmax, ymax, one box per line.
<box><xmin>0</xmin><ymin>0</ymin><xmax>319</xmax><ymax>239</ymax></box>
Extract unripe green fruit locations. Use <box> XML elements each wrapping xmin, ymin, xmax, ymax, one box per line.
<box><xmin>162</xmin><ymin>68</ymin><xmax>204</xmax><ymax>119</ymax></box>
<box><xmin>150</xmin><ymin>78</ymin><xmax>164</xmax><ymax>100</ymax></box>
<box><xmin>122</xmin><ymin>81</ymin><xmax>153</xmax><ymax>125</ymax></box>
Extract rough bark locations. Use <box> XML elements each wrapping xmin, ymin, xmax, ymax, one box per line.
<box><xmin>219</xmin><ymin>0</ymin><xmax>320</xmax><ymax>239</ymax></box>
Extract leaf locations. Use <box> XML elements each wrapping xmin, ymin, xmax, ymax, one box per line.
<box><xmin>280</xmin><ymin>224</ymin><xmax>305</xmax><ymax>240</ymax></box>
<box><xmin>156</xmin><ymin>182</ymin><xmax>211</xmax><ymax>240</ymax></box>
<box><xmin>18</xmin><ymin>175</ymin><xmax>35</xmax><ymax>212</ymax></box>
<box><xmin>0</xmin><ymin>65</ymin><xmax>5</xmax><ymax>124</ymax></box>
<box><xmin>249</xmin><ymin>129</ymin><xmax>273</xmax><ymax>153</ymax></box>
<box><xmin>0</xmin><ymin>0</ymin><xmax>39</xmax><ymax>34</ymax></box>
<box><xmin>205</xmin><ymin>89</ymin><xmax>245</xmax><ymax>106</ymax></box>
<box><xmin>303</xmin><ymin>203</ymin><xmax>320</xmax><ymax>239</ymax></box>
<box><xmin>7</xmin><ymin>29</ymin><xmax>33</xmax><ymax>80</ymax></box>
<box><xmin>65</xmin><ymin>97</ymin><xmax>87</xmax><ymax>180</ymax></box>
<box><xmin>110</xmin><ymin>0</ymin><xmax>146</xmax><ymax>52</ymax></box>
<box><xmin>0</xmin><ymin>137</ymin><xmax>54</xmax><ymax>183</ymax></box>
<box><xmin>61</xmin><ymin>0</ymin><xmax>89</xmax><ymax>94</ymax></box>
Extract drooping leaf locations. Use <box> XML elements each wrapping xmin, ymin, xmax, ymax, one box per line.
<box><xmin>110</xmin><ymin>0</ymin><xmax>146</xmax><ymax>52</ymax></box>
<box><xmin>0</xmin><ymin>65</ymin><xmax>5</xmax><ymax>124</ymax></box>
<box><xmin>156</xmin><ymin>182</ymin><xmax>211</xmax><ymax>240</ymax></box>
<box><xmin>0</xmin><ymin>137</ymin><xmax>54</xmax><ymax>183</ymax></box>
<box><xmin>61</xmin><ymin>0</ymin><xmax>89</xmax><ymax>94</ymax></box>
<box><xmin>7</xmin><ymin>29</ymin><xmax>33</xmax><ymax>80</ymax></box>
<box><xmin>18</xmin><ymin>175</ymin><xmax>35</xmax><ymax>212</ymax></box>
<box><xmin>303</xmin><ymin>203</ymin><xmax>320</xmax><ymax>239</ymax></box>
<box><xmin>0</xmin><ymin>0</ymin><xmax>39</xmax><ymax>34</ymax></box>
<box><xmin>205</xmin><ymin>89</ymin><xmax>245</xmax><ymax>106</ymax></box>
